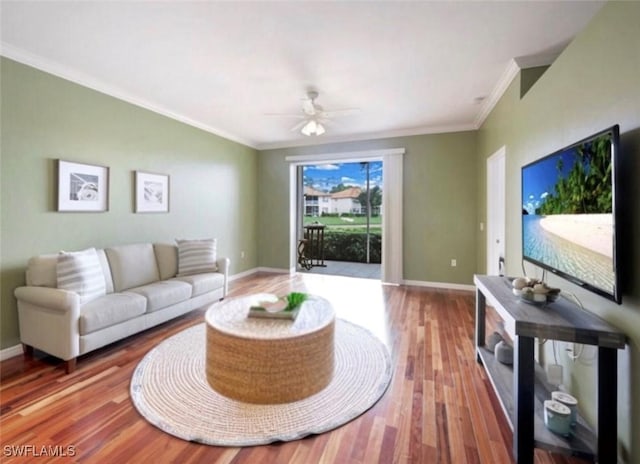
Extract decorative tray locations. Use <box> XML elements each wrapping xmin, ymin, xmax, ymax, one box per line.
<box><xmin>247</xmin><ymin>292</ymin><xmax>308</xmax><ymax>321</ymax></box>
<box><xmin>248</xmin><ymin>307</ymin><xmax>300</xmax><ymax>320</ymax></box>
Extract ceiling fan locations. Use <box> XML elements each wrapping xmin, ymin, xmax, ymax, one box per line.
<box><xmin>266</xmin><ymin>91</ymin><xmax>359</xmax><ymax>136</ymax></box>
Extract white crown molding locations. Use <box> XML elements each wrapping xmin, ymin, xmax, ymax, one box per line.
<box><xmin>514</xmin><ymin>51</ymin><xmax>560</xmax><ymax>70</ymax></box>
<box><xmin>474</xmin><ymin>58</ymin><xmax>521</xmax><ymax>129</ymax></box>
<box><xmin>472</xmin><ymin>52</ymin><xmax>560</xmax><ymax>130</ymax></box>
<box><xmin>0</xmin><ymin>43</ymin><xmax>257</xmax><ymax>149</ymax></box>
<box><xmin>257</xmin><ymin>122</ymin><xmax>477</xmax><ymax>151</ymax></box>
<box><xmin>3</xmin><ymin>41</ymin><xmax>474</xmax><ymax>153</ymax></box>
<box><xmin>2</xmin><ymin>42</ymin><xmax>541</xmax><ymax>153</ymax></box>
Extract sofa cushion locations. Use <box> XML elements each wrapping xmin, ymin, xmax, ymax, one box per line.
<box><xmin>176</xmin><ymin>239</ymin><xmax>218</xmax><ymax>276</ymax></box>
<box><xmin>106</xmin><ymin>243</ymin><xmax>160</xmax><ymax>292</ymax></box>
<box><xmin>154</xmin><ymin>243</ymin><xmax>178</xmax><ymax>280</ymax></box>
<box><xmin>57</xmin><ymin>248</ymin><xmax>107</xmax><ymax>304</ymax></box>
<box><xmin>128</xmin><ymin>280</ymin><xmax>192</xmax><ymax>312</ymax></box>
<box><xmin>79</xmin><ymin>292</ymin><xmax>147</xmax><ymax>335</ymax></box>
<box><xmin>173</xmin><ymin>273</ymin><xmax>224</xmax><ymax>297</ymax></box>
<box><xmin>96</xmin><ymin>249</ymin><xmax>114</xmax><ymax>294</ymax></box>
<box><xmin>26</xmin><ymin>253</ymin><xmax>58</xmax><ymax>287</ymax></box>
<box><xmin>26</xmin><ymin>250</ymin><xmax>114</xmax><ymax>293</ymax></box>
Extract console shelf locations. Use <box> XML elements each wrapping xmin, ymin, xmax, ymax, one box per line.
<box><xmin>477</xmin><ymin>346</ymin><xmax>595</xmax><ymax>459</ymax></box>
<box><xmin>474</xmin><ymin>275</ymin><xmax>626</xmax><ymax>464</ymax></box>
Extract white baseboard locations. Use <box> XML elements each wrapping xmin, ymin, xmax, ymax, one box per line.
<box><xmin>229</xmin><ymin>268</ymin><xmax>258</xmax><ymax>281</ymax></box>
<box><xmin>256</xmin><ymin>267</ymin><xmax>292</xmax><ymax>274</ymax></box>
<box><xmin>402</xmin><ymin>279</ymin><xmax>475</xmax><ymax>292</ymax></box>
<box><xmin>230</xmin><ymin>266</ymin><xmax>291</xmax><ymax>281</ymax></box>
<box><xmin>0</xmin><ymin>344</ymin><xmax>23</xmax><ymax>361</ymax></box>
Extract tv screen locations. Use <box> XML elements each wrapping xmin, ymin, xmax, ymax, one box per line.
<box><xmin>521</xmin><ymin>125</ymin><xmax>621</xmax><ymax>303</ymax></box>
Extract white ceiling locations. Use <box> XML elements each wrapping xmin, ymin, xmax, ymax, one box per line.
<box><xmin>1</xmin><ymin>1</ymin><xmax>604</xmax><ymax>150</ymax></box>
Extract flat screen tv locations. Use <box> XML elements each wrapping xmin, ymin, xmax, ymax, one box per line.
<box><xmin>521</xmin><ymin>125</ymin><xmax>621</xmax><ymax>303</ymax></box>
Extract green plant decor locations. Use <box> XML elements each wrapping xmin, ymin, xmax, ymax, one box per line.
<box><xmin>248</xmin><ymin>293</ymin><xmax>308</xmax><ymax>320</ymax></box>
<box><xmin>285</xmin><ymin>292</ymin><xmax>308</xmax><ymax>312</ymax></box>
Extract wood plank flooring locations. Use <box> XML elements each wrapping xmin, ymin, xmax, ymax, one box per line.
<box><xmin>0</xmin><ymin>272</ymin><xmax>590</xmax><ymax>463</ymax></box>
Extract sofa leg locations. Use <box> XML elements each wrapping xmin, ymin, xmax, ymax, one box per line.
<box><xmin>22</xmin><ymin>344</ymin><xmax>34</xmax><ymax>359</ymax></box>
<box><xmin>64</xmin><ymin>358</ymin><xmax>77</xmax><ymax>374</ymax></box>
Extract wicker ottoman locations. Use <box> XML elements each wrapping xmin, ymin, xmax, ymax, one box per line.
<box><xmin>205</xmin><ymin>293</ymin><xmax>335</xmax><ymax>404</ymax></box>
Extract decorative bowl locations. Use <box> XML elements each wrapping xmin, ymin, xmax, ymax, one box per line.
<box><xmin>519</xmin><ymin>292</ymin><xmax>548</xmax><ymax>306</ymax></box>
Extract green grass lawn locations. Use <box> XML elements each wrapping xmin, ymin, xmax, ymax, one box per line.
<box><xmin>303</xmin><ymin>215</ymin><xmax>381</xmax><ymax>227</ymax></box>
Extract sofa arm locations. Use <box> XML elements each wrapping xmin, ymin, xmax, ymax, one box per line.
<box><xmin>217</xmin><ymin>257</ymin><xmax>230</xmax><ymax>297</ymax></box>
<box><xmin>14</xmin><ymin>286</ymin><xmax>81</xmax><ymax>361</ymax></box>
<box><xmin>217</xmin><ymin>257</ymin><xmax>230</xmax><ymax>275</ymax></box>
<box><xmin>14</xmin><ymin>286</ymin><xmax>80</xmax><ymax>313</ymax></box>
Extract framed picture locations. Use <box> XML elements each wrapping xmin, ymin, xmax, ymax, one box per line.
<box><xmin>135</xmin><ymin>171</ymin><xmax>170</xmax><ymax>213</ymax></box>
<box><xmin>57</xmin><ymin>160</ymin><xmax>109</xmax><ymax>212</ymax></box>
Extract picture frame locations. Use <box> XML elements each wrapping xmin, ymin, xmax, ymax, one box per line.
<box><xmin>57</xmin><ymin>159</ymin><xmax>109</xmax><ymax>212</ymax></box>
<box><xmin>135</xmin><ymin>171</ymin><xmax>170</xmax><ymax>213</ymax></box>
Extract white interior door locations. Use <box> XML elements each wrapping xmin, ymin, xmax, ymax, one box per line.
<box><xmin>487</xmin><ymin>147</ymin><xmax>506</xmax><ymax>275</ymax></box>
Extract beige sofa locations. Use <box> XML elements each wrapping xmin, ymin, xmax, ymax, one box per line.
<box><xmin>14</xmin><ymin>242</ymin><xmax>229</xmax><ymax>373</ymax></box>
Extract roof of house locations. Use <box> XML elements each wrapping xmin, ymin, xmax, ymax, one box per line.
<box><xmin>304</xmin><ymin>186</ymin><xmax>330</xmax><ymax>197</ymax></box>
<box><xmin>331</xmin><ymin>187</ymin><xmax>362</xmax><ymax>199</ymax></box>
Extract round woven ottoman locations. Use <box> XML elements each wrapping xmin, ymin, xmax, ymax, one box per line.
<box><xmin>205</xmin><ymin>294</ymin><xmax>335</xmax><ymax>404</ymax></box>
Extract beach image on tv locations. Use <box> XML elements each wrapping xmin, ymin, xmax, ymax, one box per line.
<box><xmin>522</xmin><ymin>132</ymin><xmax>615</xmax><ymax>294</ymax></box>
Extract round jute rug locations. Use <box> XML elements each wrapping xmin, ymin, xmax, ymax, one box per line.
<box><xmin>130</xmin><ymin>319</ymin><xmax>392</xmax><ymax>446</ymax></box>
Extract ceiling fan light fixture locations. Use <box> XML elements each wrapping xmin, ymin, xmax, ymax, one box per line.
<box><xmin>301</xmin><ymin>119</ymin><xmax>325</xmax><ymax>136</ymax></box>
<box><xmin>302</xmin><ymin>120</ymin><xmax>316</xmax><ymax>135</ymax></box>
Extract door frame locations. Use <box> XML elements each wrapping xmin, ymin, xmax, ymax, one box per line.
<box><xmin>286</xmin><ymin>148</ymin><xmax>404</xmax><ymax>284</ymax></box>
<box><xmin>486</xmin><ymin>146</ymin><xmax>506</xmax><ymax>275</ymax></box>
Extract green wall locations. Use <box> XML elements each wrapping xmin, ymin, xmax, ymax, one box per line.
<box><xmin>258</xmin><ymin>131</ymin><xmax>478</xmax><ymax>285</ymax></box>
<box><xmin>0</xmin><ymin>58</ymin><xmax>259</xmax><ymax>349</ymax></box>
<box><xmin>476</xmin><ymin>2</ymin><xmax>640</xmax><ymax>461</ymax></box>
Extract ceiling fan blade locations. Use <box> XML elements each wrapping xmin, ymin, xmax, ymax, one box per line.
<box><xmin>320</xmin><ymin>108</ymin><xmax>361</xmax><ymax>118</ymax></box>
<box><xmin>264</xmin><ymin>112</ymin><xmax>306</xmax><ymax>119</ymax></box>
<box><xmin>290</xmin><ymin>120</ymin><xmax>309</xmax><ymax>132</ymax></box>
<box><xmin>269</xmin><ymin>91</ymin><xmax>352</xmax><ymax>135</ymax></box>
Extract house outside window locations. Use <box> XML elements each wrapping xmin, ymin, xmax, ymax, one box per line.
<box><xmin>303</xmin><ymin>187</ymin><xmax>331</xmax><ymax>216</ymax></box>
<box><xmin>330</xmin><ymin>187</ymin><xmax>362</xmax><ymax>214</ymax></box>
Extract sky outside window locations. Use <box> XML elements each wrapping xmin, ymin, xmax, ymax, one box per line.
<box><xmin>303</xmin><ymin>162</ymin><xmax>383</xmax><ymax>191</ymax></box>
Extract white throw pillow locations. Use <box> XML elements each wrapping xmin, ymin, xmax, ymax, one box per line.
<box><xmin>176</xmin><ymin>239</ymin><xmax>218</xmax><ymax>276</ymax></box>
<box><xmin>57</xmin><ymin>248</ymin><xmax>107</xmax><ymax>304</ymax></box>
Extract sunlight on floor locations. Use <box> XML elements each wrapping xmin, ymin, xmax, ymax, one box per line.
<box><xmin>298</xmin><ymin>273</ymin><xmax>391</xmax><ymax>349</ymax></box>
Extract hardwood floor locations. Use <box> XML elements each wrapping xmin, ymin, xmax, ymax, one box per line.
<box><xmin>1</xmin><ymin>272</ymin><xmax>589</xmax><ymax>463</ymax></box>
